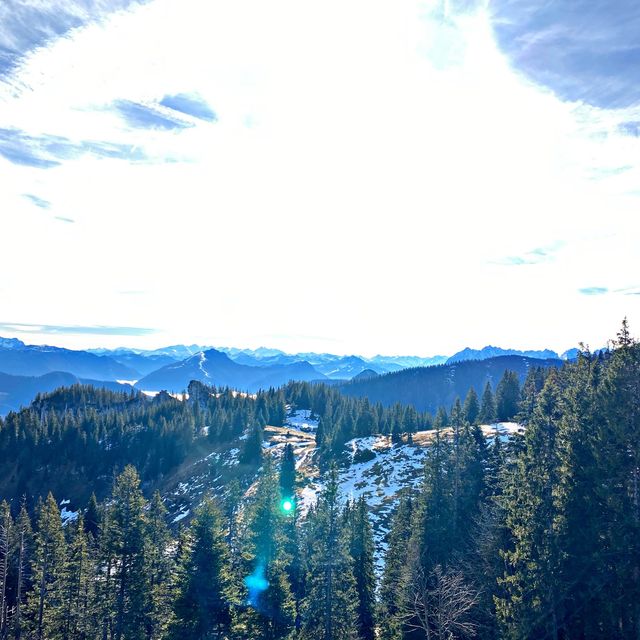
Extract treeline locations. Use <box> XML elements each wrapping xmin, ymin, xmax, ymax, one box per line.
<box><xmin>0</xmin><ymin>382</ymin><xmax>289</xmax><ymax>505</ymax></box>
<box><xmin>341</xmin><ymin>354</ymin><xmax>561</xmax><ymax>414</ymax></box>
<box><xmin>0</xmin><ymin>456</ymin><xmax>377</xmax><ymax>640</ymax></box>
<box><xmin>0</xmin><ymin>360</ymin><xmax>541</xmax><ymax>508</ymax></box>
<box><xmin>379</xmin><ymin>322</ymin><xmax>640</xmax><ymax>638</ymax></box>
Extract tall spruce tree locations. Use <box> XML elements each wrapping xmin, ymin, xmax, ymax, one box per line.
<box><xmin>109</xmin><ymin>466</ymin><xmax>150</xmax><ymax>640</ymax></box>
<box><xmin>478</xmin><ymin>382</ymin><xmax>497</xmax><ymax>424</ymax></box>
<box><xmin>171</xmin><ymin>497</ymin><xmax>235</xmax><ymax>640</ymax></box>
<box><xmin>346</xmin><ymin>498</ymin><xmax>376</xmax><ymax>640</ymax></box>
<box><xmin>496</xmin><ymin>371</ymin><xmax>565</xmax><ymax>639</ymax></box>
<box><xmin>279</xmin><ymin>444</ymin><xmax>296</xmax><ymax>501</ymax></box>
<box><xmin>495</xmin><ymin>370</ymin><xmax>521</xmax><ymax>422</ymax></box>
<box><xmin>463</xmin><ymin>387</ymin><xmax>480</xmax><ymax>425</ymax></box>
<box><xmin>12</xmin><ymin>503</ymin><xmax>33</xmax><ymax>640</ymax></box>
<box><xmin>27</xmin><ymin>493</ymin><xmax>67</xmax><ymax>640</ymax></box>
<box><xmin>302</xmin><ymin>467</ymin><xmax>358</xmax><ymax>640</ymax></box>
<box><xmin>145</xmin><ymin>492</ymin><xmax>174</xmax><ymax>640</ymax></box>
<box><xmin>240</xmin><ymin>461</ymin><xmax>295</xmax><ymax>640</ymax></box>
<box><xmin>0</xmin><ymin>501</ymin><xmax>11</xmax><ymax>637</ymax></box>
<box><xmin>379</xmin><ymin>493</ymin><xmax>414</xmax><ymax>640</ymax></box>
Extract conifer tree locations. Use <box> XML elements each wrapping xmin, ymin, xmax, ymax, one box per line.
<box><xmin>27</xmin><ymin>493</ymin><xmax>67</xmax><ymax>640</ymax></box>
<box><xmin>0</xmin><ymin>501</ymin><xmax>11</xmax><ymax>637</ymax></box>
<box><xmin>109</xmin><ymin>466</ymin><xmax>150</xmax><ymax>640</ymax></box>
<box><xmin>463</xmin><ymin>387</ymin><xmax>480</xmax><ymax>425</ymax></box>
<box><xmin>347</xmin><ymin>497</ymin><xmax>375</xmax><ymax>640</ymax></box>
<box><xmin>495</xmin><ymin>370</ymin><xmax>521</xmax><ymax>422</ymax></box>
<box><xmin>593</xmin><ymin>322</ymin><xmax>640</xmax><ymax>634</ymax></box>
<box><xmin>61</xmin><ymin>515</ymin><xmax>96</xmax><ymax>640</ymax></box>
<box><xmin>84</xmin><ymin>493</ymin><xmax>101</xmax><ymax>541</ymax></box>
<box><xmin>240</xmin><ymin>425</ymin><xmax>263</xmax><ymax>466</ymax></box>
<box><xmin>302</xmin><ymin>467</ymin><xmax>358</xmax><ymax>640</ymax></box>
<box><xmin>379</xmin><ymin>494</ymin><xmax>414</xmax><ymax>640</ymax></box>
<box><xmin>145</xmin><ymin>492</ymin><xmax>174</xmax><ymax>640</ymax></box>
<box><xmin>496</xmin><ymin>371</ymin><xmax>565</xmax><ymax>638</ymax></box>
<box><xmin>279</xmin><ymin>444</ymin><xmax>296</xmax><ymax>501</ymax></box>
<box><xmin>171</xmin><ymin>497</ymin><xmax>235</xmax><ymax>640</ymax></box>
<box><xmin>478</xmin><ymin>381</ymin><xmax>496</xmax><ymax>424</ymax></box>
<box><xmin>240</xmin><ymin>461</ymin><xmax>295</xmax><ymax>640</ymax></box>
<box><xmin>12</xmin><ymin>503</ymin><xmax>33</xmax><ymax>640</ymax></box>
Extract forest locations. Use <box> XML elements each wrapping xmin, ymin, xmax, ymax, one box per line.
<box><xmin>0</xmin><ymin>323</ymin><xmax>637</xmax><ymax>639</ymax></box>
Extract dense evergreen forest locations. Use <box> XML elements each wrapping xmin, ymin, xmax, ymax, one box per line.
<box><xmin>341</xmin><ymin>355</ymin><xmax>561</xmax><ymax>414</ymax></box>
<box><xmin>0</xmin><ymin>323</ymin><xmax>637</xmax><ymax>638</ymax></box>
<box><xmin>0</xmin><ymin>379</ymin><xmax>436</xmax><ymax>506</ymax></box>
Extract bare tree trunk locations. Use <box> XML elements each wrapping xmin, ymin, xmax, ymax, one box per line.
<box><xmin>15</xmin><ymin>528</ymin><xmax>25</xmax><ymax>640</ymax></box>
<box><xmin>0</xmin><ymin>514</ymin><xmax>8</xmax><ymax>639</ymax></box>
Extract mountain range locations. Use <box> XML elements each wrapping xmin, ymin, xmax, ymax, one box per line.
<box><xmin>135</xmin><ymin>348</ymin><xmax>327</xmax><ymax>392</ymax></box>
<box><xmin>0</xmin><ymin>336</ymin><xmax>588</xmax><ymax>414</ymax></box>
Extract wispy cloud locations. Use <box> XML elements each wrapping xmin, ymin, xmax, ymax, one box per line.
<box><xmin>0</xmin><ymin>322</ymin><xmax>157</xmax><ymax>336</ymax></box>
<box><xmin>159</xmin><ymin>93</ymin><xmax>216</xmax><ymax>122</ymax></box>
<box><xmin>0</xmin><ymin>127</ymin><xmax>147</xmax><ymax>168</ymax></box>
<box><xmin>614</xmin><ymin>286</ymin><xmax>640</xmax><ymax>296</ymax></box>
<box><xmin>0</xmin><ymin>0</ymin><xmax>638</xmax><ymax>355</ymax></box>
<box><xmin>0</xmin><ymin>0</ymin><xmax>147</xmax><ymax>74</ymax></box>
<box><xmin>23</xmin><ymin>193</ymin><xmax>50</xmax><ymax>209</ymax></box>
<box><xmin>578</xmin><ymin>287</ymin><xmax>608</xmax><ymax>296</ymax></box>
<box><xmin>113</xmin><ymin>99</ymin><xmax>194</xmax><ymax>130</ymax></box>
<box><xmin>493</xmin><ymin>243</ymin><xmax>564</xmax><ymax>266</ymax></box>
<box><xmin>490</xmin><ymin>0</ymin><xmax>640</xmax><ymax>109</ymax></box>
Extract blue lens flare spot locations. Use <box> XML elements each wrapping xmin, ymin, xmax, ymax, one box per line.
<box><xmin>244</xmin><ymin>565</ymin><xmax>269</xmax><ymax>606</ymax></box>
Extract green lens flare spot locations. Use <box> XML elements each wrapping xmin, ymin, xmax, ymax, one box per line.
<box><xmin>282</xmin><ymin>499</ymin><xmax>293</xmax><ymax>512</ymax></box>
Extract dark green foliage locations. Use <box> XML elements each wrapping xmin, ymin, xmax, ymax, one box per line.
<box><xmin>109</xmin><ymin>466</ymin><xmax>150</xmax><ymax>640</ymax></box>
<box><xmin>0</xmin><ymin>324</ymin><xmax>637</xmax><ymax>639</ymax></box>
<box><xmin>342</xmin><ymin>355</ymin><xmax>560</xmax><ymax>414</ymax></box>
<box><xmin>478</xmin><ymin>381</ymin><xmax>497</xmax><ymax>423</ymax></box>
<box><xmin>346</xmin><ymin>498</ymin><xmax>376</xmax><ymax>640</ymax></box>
<box><xmin>27</xmin><ymin>493</ymin><xmax>67</xmax><ymax>640</ymax></box>
<box><xmin>239</xmin><ymin>461</ymin><xmax>295</xmax><ymax>639</ymax></box>
<box><xmin>170</xmin><ymin>497</ymin><xmax>235</xmax><ymax>640</ymax></box>
<box><xmin>463</xmin><ymin>386</ymin><xmax>480</xmax><ymax>424</ymax></box>
<box><xmin>279</xmin><ymin>443</ymin><xmax>296</xmax><ymax>501</ymax></box>
<box><xmin>495</xmin><ymin>370</ymin><xmax>521</xmax><ymax>422</ymax></box>
<box><xmin>301</xmin><ymin>467</ymin><xmax>358</xmax><ymax>640</ymax></box>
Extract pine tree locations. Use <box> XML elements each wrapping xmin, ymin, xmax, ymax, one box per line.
<box><xmin>347</xmin><ymin>498</ymin><xmax>375</xmax><ymax>640</ymax></box>
<box><xmin>145</xmin><ymin>492</ymin><xmax>174</xmax><ymax>640</ymax></box>
<box><xmin>279</xmin><ymin>443</ymin><xmax>296</xmax><ymax>501</ymax></box>
<box><xmin>302</xmin><ymin>467</ymin><xmax>358</xmax><ymax>640</ymax></box>
<box><xmin>12</xmin><ymin>503</ymin><xmax>33</xmax><ymax>640</ymax></box>
<box><xmin>109</xmin><ymin>466</ymin><xmax>150</xmax><ymax>640</ymax></box>
<box><xmin>0</xmin><ymin>501</ymin><xmax>11</xmax><ymax>637</ymax></box>
<box><xmin>27</xmin><ymin>493</ymin><xmax>67</xmax><ymax>640</ymax></box>
<box><xmin>61</xmin><ymin>515</ymin><xmax>96</xmax><ymax>640</ymax></box>
<box><xmin>593</xmin><ymin>324</ymin><xmax>640</xmax><ymax>634</ymax></box>
<box><xmin>240</xmin><ymin>425</ymin><xmax>263</xmax><ymax>466</ymax></box>
<box><xmin>463</xmin><ymin>387</ymin><xmax>480</xmax><ymax>425</ymax></box>
<box><xmin>84</xmin><ymin>493</ymin><xmax>101</xmax><ymax>541</ymax></box>
<box><xmin>240</xmin><ymin>461</ymin><xmax>295</xmax><ymax>640</ymax></box>
<box><xmin>495</xmin><ymin>370</ymin><xmax>521</xmax><ymax>422</ymax></box>
<box><xmin>478</xmin><ymin>381</ymin><xmax>496</xmax><ymax>424</ymax></box>
<box><xmin>496</xmin><ymin>371</ymin><xmax>565</xmax><ymax>639</ymax></box>
<box><xmin>170</xmin><ymin>497</ymin><xmax>235</xmax><ymax>640</ymax></box>
<box><xmin>379</xmin><ymin>494</ymin><xmax>414</xmax><ymax>640</ymax></box>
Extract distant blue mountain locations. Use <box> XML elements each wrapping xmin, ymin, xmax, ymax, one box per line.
<box><xmin>135</xmin><ymin>348</ymin><xmax>327</xmax><ymax>392</ymax></box>
<box><xmin>0</xmin><ymin>371</ymin><xmax>132</xmax><ymax>415</ymax></box>
<box><xmin>446</xmin><ymin>346</ymin><xmax>560</xmax><ymax>364</ymax></box>
<box><xmin>0</xmin><ymin>339</ymin><xmax>139</xmax><ymax>380</ymax></box>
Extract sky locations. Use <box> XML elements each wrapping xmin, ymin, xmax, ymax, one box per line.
<box><xmin>0</xmin><ymin>0</ymin><xmax>639</xmax><ymax>357</ymax></box>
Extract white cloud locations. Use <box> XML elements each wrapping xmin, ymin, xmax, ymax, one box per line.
<box><xmin>0</xmin><ymin>0</ymin><xmax>638</xmax><ymax>355</ymax></box>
